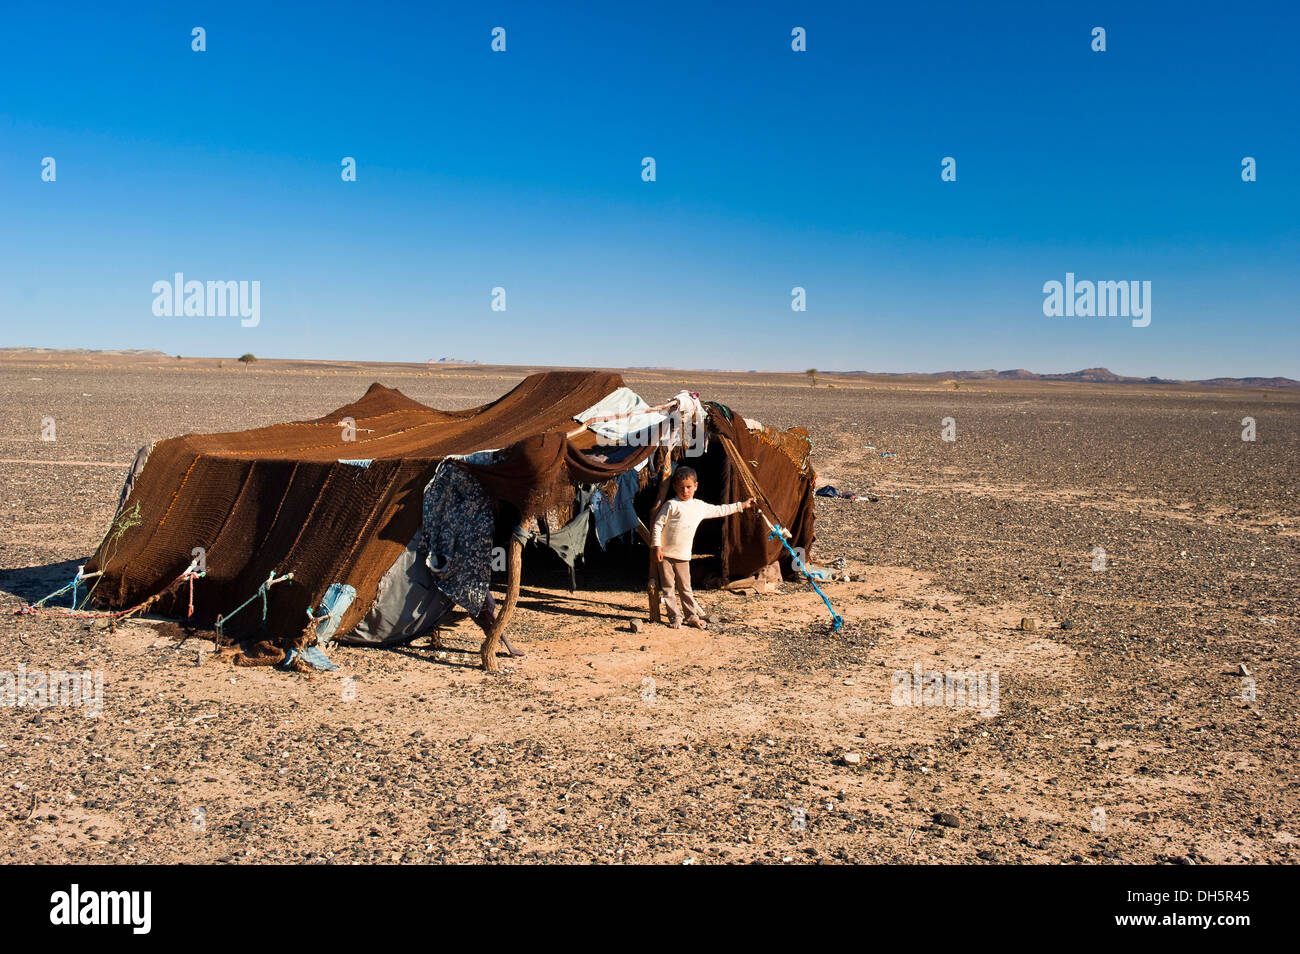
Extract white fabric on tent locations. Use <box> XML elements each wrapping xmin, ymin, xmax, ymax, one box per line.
<box><xmin>574</xmin><ymin>387</ymin><xmax>673</xmax><ymax>443</ymax></box>
<box><xmin>668</xmin><ymin>390</ymin><xmax>707</xmax><ymax>456</ymax></box>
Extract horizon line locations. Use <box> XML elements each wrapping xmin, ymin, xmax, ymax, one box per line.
<box><xmin>2</xmin><ymin>346</ymin><xmax>1297</xmax><ymax>388</ymax></box>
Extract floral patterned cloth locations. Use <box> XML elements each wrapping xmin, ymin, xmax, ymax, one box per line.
<box><xmin>421</xmin><ymin>462</ymin><xmax>493</xmax><ymax>617</ymax></box>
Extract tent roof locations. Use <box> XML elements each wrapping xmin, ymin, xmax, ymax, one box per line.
<box><xmin>168</xmin><ymin>370</ymin><xmax>626</xmax><ymax>463</ymax></box>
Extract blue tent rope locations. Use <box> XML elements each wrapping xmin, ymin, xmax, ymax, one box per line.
<box><xmin>760</xmin><ymin>514</ymin><xmax>844</xmax><ymax>633</ymax></box>
<box><xmin>215</xmin><ymin>570</ymin><xmax>294</xmax><ymax>638</ymax></box>
<box><xmin>33</xmin><ymin>566</ymin><xmax>103</xmax><ymax>610</ymax></box>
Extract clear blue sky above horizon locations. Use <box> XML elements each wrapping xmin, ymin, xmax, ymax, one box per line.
<box><xmin>2</xmin><ymin>1</ymin><xmax>1296</xmax><ymax>378</ymax></box>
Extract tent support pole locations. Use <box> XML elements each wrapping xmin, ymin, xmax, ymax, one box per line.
<box><xmin>481</xmin><ymin>535</ymin><xmax>522</xmax><ymax>672</ymax></box>
<box><xmin>647</xmin><ymin>552</ymin><xmax>661</xmax><ymax>623</ymax></box>
<box><xmin>635</xmin><ymin>519</ymin><xmax>661</xmax><ymax>623</ymax></box>
<box><xmin>640</xmin><ymin>450</ymin><xmax>674</xmax><ymax>624</ymax></box>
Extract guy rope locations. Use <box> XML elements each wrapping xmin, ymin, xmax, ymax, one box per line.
<box><xmin>715</xmin><ymin>433</ymin><xmax>844</xmax><ymax>633</ymax></box>
<box><xmin>214</xmin><ymin>570</ymin><xmax>294</xmax><ymax>639</ymax></box>
<box><xmin>15</xmin><ymin>560</ymin><xmax>297</xmax><ymax>644</ymax></box>
<box><xmin>14</xmin><ymin>557</ymin><xmax>205</xmax><ymax>624</ymax></box>
<box><xmin>757</xmin><ymin>510</ymin><xmax>844</xmax><ymax>633</ymax></box>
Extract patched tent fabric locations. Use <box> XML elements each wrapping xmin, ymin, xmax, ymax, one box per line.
<box><xmin>82</xmin><ymin>371</ymin><xmax>817</xmax><ymax>662</ymax></box>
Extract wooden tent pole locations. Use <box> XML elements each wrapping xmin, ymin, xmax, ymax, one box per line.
<box><xmin>480</xmin><ymin>534</ymin><xmax>523</xmax><ymax>672</ymax></box>
<box><xmin>636</xmin><ymin>519</ymin><xmax>661</xmax><ymax>623</ymax></box>
<box><xmin>716</xmin><ymin>434</ymin><xmax>781</xmax><ymax>521</ymax></box>
<box><xmin>641</xmin><ymin>449</ymin><xmax>675</xmax><ymax>623</ymax></box>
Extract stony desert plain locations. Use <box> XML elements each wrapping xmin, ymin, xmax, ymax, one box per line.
<box><xmin>0</xmin><ymin>350</ymin><xmax>1296</xmax><ymax>864</ymax></box>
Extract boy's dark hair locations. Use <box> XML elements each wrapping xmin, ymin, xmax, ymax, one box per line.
<box><xmin>673</xmin><ymin>466</ymin><xmax>698</xmax><ymax>484</ymax></box>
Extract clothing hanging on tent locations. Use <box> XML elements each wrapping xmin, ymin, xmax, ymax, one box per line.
<box><xmin>592</xmin><ymin>468</ymin><xmax>641</xmax><ymax>548</ymax></box>
<box><xmin>421</xmin><ymin>461</ymin><xmax>493</xmax><ymax>617</ymax></box>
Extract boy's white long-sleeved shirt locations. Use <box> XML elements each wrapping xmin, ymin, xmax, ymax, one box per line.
<box><xmin>651</xmin><ymin>497</ymin><xmax>747</xmax><ymax>561</ymax></box>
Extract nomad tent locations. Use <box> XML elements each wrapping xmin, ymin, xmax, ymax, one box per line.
<box><xmin>77</xmin><ymin>371</ymin><xmax>816</xmax><ymax>670</ymax></box>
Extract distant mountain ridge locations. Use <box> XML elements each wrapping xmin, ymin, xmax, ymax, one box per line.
<box><xmin>843</xmin><ymin>366</ymin><xmax>1300</xmax><ymax>389</ymax></box>
<box><xmin>2</xmin><ymin>348</ymin><xmax>1293</xmax><ymax>388</ymax></box>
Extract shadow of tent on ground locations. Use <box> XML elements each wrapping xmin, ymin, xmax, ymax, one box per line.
<box><xmin>0</xmin><ymin>558</ymin><xmax>89</xmax><ymax>605</ymax></box>
<box><xmin>384</xmin><ymin>641</ymin><xmax>488</xmax><ymax>670</ymax></box>
<box><xmin>514</xmin><ymin>587</ymin><xmax>629</xmax><ymax>622</ymax></box>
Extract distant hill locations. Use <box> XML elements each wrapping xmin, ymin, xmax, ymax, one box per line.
<box><xmin>1195</xmin><ymin>376</ymin><xmax>1300</xmax><ymax>389</ymax></box>
<box><xmin>846</xmin><ymin>366</ymin><xmax>1300</xmax><ymax>389</ymax></box>
<box><xmin>0</xmin><ymin>346</ymin><xmax>169</xmax><ymax>357</ymax></box>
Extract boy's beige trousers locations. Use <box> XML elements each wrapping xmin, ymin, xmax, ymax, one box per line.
<box><xmin>659</xmin><ymin>557</ymin><xmax>703</xmax><ymax>624</ymax></box>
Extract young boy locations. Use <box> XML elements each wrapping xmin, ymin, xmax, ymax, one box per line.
<box><xmin>651</xmin><ymin>466</ymin><xmax>755</xmax><ymax>629</ymax></box>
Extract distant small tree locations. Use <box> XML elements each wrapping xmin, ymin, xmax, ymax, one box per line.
<box><xmin>238</xmin><ymin>353</ymin><xmax>256</xmax><ymax>366</ymax></box>
<box><xmin>805</xmin><ymin>368</ymin><xmax>818</xmax><ymax>387</ymax></box>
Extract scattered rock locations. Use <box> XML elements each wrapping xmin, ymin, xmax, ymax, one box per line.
<box><xmin>6</xmin><ymin>363</ymin><xmax>1295</xmax><ymax>866</ymax></box>
<box><xmin>934</xmin><ymin>812</ymin><xmax>961</xmax><ymax>828</ymax></box>
<box><xmin>1019</xmin><ymin>618</ymin><xmax>1038</xmax><ymax>631</ymax></box>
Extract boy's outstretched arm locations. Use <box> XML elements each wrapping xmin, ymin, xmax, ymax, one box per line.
<box><xmin>701</xmin><ymin>497</ymin><xmax>757</xmax><ymax>518</ymax></box>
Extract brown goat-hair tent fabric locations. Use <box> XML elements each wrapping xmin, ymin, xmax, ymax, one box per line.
<box><xmin>84</xmin><ymin>371</ymin><xmax>815</xmax><ymax>646</ymax></box>
<box><xmin>708</xmin><ymin>405</ymin><xmax>816</xmax><ymax>580</ymax></box>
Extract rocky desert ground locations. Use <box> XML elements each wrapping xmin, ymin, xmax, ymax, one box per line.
<box><xmin>0</xmin><ymin>350</ymin><xmax>1296</xmax><ymax>864</ymax></box>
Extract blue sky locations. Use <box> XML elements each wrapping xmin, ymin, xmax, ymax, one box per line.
<box><xmin>2</xmin><ymin>1</ymin><xmax>1296</xmax><ymax>378</ymax></box>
